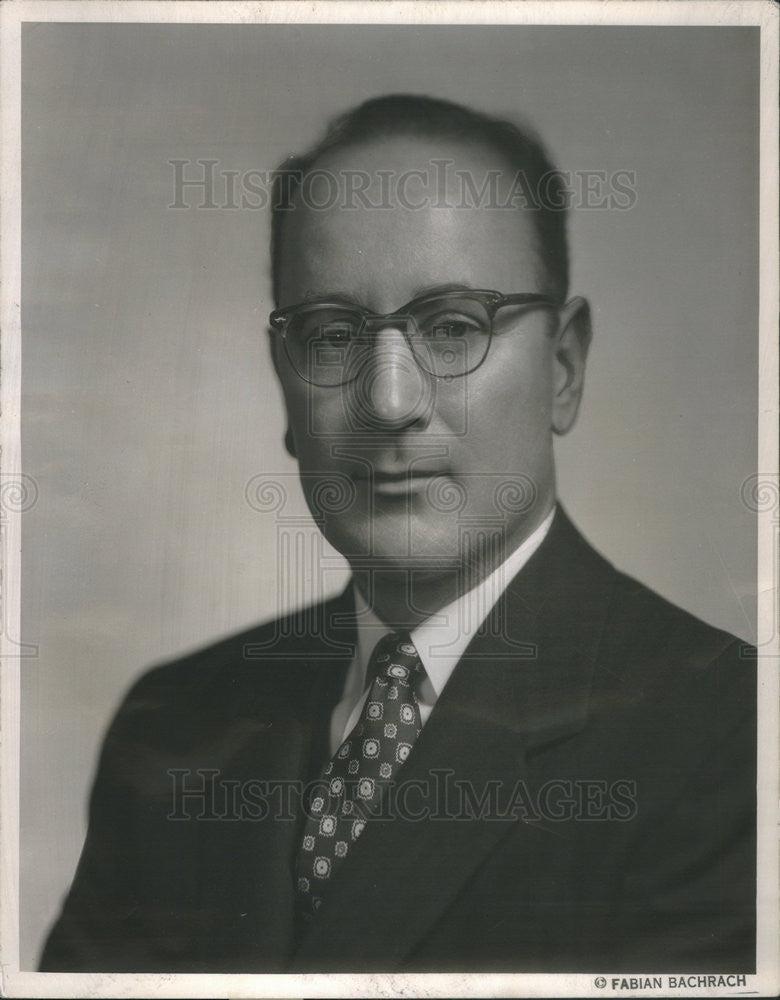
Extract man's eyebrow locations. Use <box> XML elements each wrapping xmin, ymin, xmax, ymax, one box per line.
<box><xmin>294</xmin><ymin>283</ymin><xmax>479</xmax><ymax>308</ymax></box>
<box><xmin>297</xmin><ymin>290</ymin><xmax>363</xmax><ymax>306</ymax></box>
<box><xmin>410</xmin><ymin>282</ymin><xmax>476</xmax><ymax>298</ymax></box>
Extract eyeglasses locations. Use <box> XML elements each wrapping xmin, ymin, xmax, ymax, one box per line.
<box><xmin>269</xmin><ymin>289</ymin><xmax>560</xmax><ymax>387</ymax></box>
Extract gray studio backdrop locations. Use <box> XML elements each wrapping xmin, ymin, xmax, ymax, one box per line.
<box><xmin>20</xmin><ymin>24</ymin><xmax>758</xmax><ymax>968</ymax></box>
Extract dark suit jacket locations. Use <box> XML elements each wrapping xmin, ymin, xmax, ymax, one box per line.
<box><xmin>40</xmin><ymin>508</ymin><xmax>756</xmax><ymax>973</ymax></box>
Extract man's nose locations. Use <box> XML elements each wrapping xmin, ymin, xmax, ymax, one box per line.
<box><xmin>347</xmin><ymin>325</ymin><xmax>432</xmax><ymax>429</ymax></box>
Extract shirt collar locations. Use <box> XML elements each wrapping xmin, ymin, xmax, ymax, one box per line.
<box><xmin>352</xmin><ymin>505</ymin><xmax>556</xmax><ymax>696</ymax></box>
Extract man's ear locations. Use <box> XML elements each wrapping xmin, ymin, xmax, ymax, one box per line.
<box><xmin>551</xmin><ymin>296</ymin><xmax>592</xmax><ymax>436</ymax></box>
<box><xmin>268</xmin><ymin>326</ymin><xmax>283</xmax><ymax>378</ymax></box>
<box><xmin>284</xmin><ymin>426</ymin><xmax>297</xmax><ymax>459</ymax></box>
<box><xmin>268</xmin><ymin>328</ymin><xmax>298</xmax><ymax>459</ymax></box>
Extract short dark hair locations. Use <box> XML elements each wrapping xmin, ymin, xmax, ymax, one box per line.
<box><xmin>270</xmin><ymin>93</ymin><xmax>569</xmax><ymax>303</ymax></box>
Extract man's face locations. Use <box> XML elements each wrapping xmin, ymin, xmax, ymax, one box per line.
<box><xmin>273</xmin><ymin>135</ymin><xmax>587</xmax><ymax>586</ymax></box>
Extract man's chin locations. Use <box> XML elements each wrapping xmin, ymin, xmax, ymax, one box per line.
<box><xmin>324</xmin><ymin>515</ymin><xmax>466</xmax><ymax>573</ymax></box>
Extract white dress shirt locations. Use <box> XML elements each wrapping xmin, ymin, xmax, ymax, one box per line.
<box><xmin>329</xmin><ymin>506</ymin><xmax>555</xmax><ymax>754</ymax></box>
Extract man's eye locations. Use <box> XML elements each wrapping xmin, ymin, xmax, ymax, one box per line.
<box><xmin>419</xmin><ymin>315</ymin><xmax>483</xmax><ymax>339</ymax></box>
<box><xmin>318</xmin><ymin>322</ymin><xmax>355</xmax><ymax>343</ymax></box>
<box><xmin>296</xmin><ymin>316</ymin><xmax>358</xmax><ymax>343</ymax></box>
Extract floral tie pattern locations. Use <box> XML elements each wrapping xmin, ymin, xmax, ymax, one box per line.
<box><xmin>295</xmin><ymin>631</ymin><xmax>424</xmax><ymax>922</ymax></box>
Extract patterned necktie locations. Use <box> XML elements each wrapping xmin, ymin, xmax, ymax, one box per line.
<box><xmin>295</xmin><ymin>631</ymin><xmax>424</xmax><ymax>922</ymax></box>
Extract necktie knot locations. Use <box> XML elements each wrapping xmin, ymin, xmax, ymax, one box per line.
<box><xmin>368</xmin><ymin>630</ymin><xmax>424</xmax><ymax>687</ymax></box>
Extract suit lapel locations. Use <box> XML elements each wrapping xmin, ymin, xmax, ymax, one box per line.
<box><xmin>500</xmin><ymin>505</ymin><xmax>616</xmax><ymax>754</ymax></box>
<box><xmin>195</xmin><ymin>592</ymin><xmax>356</xmax><ymax>970</ymax></box>
<box><xmin>291</xmin><ymin>507</ymin><xmax>617</xmax><ymax>970</ymax></box>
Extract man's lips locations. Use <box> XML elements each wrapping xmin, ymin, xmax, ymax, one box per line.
<box><xmin>354</xmin><ymin>468</ymin><xmax>449</xmax><ymax>497</ymax></box>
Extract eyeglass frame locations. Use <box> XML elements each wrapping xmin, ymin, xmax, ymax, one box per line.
<box><xmin>268</xmin><ymin>288</ymin><xmax>561</xmax><ymax>387</ymax></box>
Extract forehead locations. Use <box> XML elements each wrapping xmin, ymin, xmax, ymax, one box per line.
<box><xmin>276</xmin><ymin>134</ymin><xmax>546</xmax><ymax>310</ymax></box>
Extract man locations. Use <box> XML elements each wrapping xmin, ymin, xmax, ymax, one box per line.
<box><xmin>41</xmin><ymin>95</ymin><xmax>756</xmax><ymax>974</ymax></box>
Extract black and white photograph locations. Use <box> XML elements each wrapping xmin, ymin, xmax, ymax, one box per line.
<box><xmin>1</xmin><ymin>1</ymin><xmax>777</xmax><ymax>997</ymax></box>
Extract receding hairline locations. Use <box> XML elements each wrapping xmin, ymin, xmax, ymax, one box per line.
<box><xmin>292</xmin><ymin>128</ymin><xmax>529</xmax><ymax>181</ymax></box>
<box><xmin>270</xmin><ymin>94</ymin><xmax>570</xmax><ymax>303</ymax></box>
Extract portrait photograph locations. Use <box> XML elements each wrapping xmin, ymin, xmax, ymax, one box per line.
<box><xmin>0</xmin><ymin>2</ymin><xmax>777</xmax><ymax>997</ymax></box>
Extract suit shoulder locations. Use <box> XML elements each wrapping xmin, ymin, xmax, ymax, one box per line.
<box><xmin>130</xmin><ymin>593</ymin><xmax>347</xmax><ymax>689</ymax></box>
<box><xmin>606</xmin><ymin>565</ymin><xmax>753</xmax><ymax>662</ymax></box>
<box><xmin>597</xmin><ymin>566</ymin><xmax>755</xmax><ymax>732</ymax></box>
<box><xmin>542</xmin><ymin>508</ymin><xmax>752</xmax><ymax>666</ymax></box>
<box><xmin>106</xmin><ymin>593</ymin><xmax>350</xmax><ymax>749</ymax></box>
<box><xmin>553</xmin><ymin>509</ymin><xmax>753</xmax><ymax>675</ymax></box>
